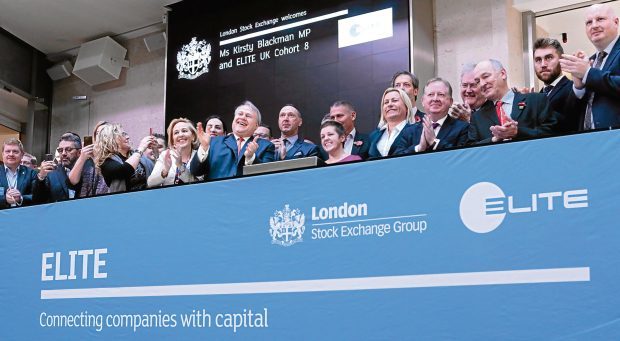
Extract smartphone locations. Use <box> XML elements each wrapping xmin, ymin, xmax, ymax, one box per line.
<box><xmin>149</xmin><ymin>128</ymin><xmax>153</xmax><ymax>136</ymax></box>
<box><xmin>44</xmin><ymin>154</ymin><xmax>54</xmax><ymax>162</ymax></box>
<box><xmin>83</xmin><ymin>135</ymin><xmax>93</xmax><ymax>146</ymax></box>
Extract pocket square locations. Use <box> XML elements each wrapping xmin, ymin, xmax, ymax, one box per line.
<box><xmin>294</xmin><ymin>151</ymin><xmax>303</xmax><ymax>156</ymax></box>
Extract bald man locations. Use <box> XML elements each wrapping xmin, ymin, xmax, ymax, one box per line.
<box><xmin>272</xmin><ymin>104</ymin><xmax>319</xmax><ymax>160</ymax></box>
<box><xmin>561</xmin><ymin>3</ymin><xmax>620</xmax><ymax>130</ymax></box>
<box><xmin>467</xmin><ymin>59</ymin><xmax>557</xmax><ymax>145</ymax></box>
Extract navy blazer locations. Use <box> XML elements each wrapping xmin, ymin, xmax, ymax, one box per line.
<box><xmin>319</xmin><ymin>130</ymin><xmax>370</xmax><ymax>160</ymax></box>
<box><xmin>190</xmin><ymin>135</ymin><xmax>275</xmax><ymax>180</ymax></box>
<box><xmin>368</xmin><ymin>123</ymin><xmax>412</xmax><ymax>158</ymax></box>
<box><xmin>467</xmin><ymin>92</ymin><xmax>557</xmax><ymax>145</ymax></box>
<box><xmin>0</xmin><ymin>165</ymin><xmax>38</xmax><ymax>208</ymax></box>
<box><xmin>393</xmin><ymin>115</ymin><xmax>469</xmax><ymax>154</ymax></box>
<box><xmin>574</xmin><ymin>39</ymin><xmax>620</xmax><ymax>129</ymax></box>
<box><xmin>277</xmin><ymin>138</ymin><xmax>319</xmax><ymax>160</ymax></box>
<box><xmin>32</xmin><ymin>165</ymin><xmax>75</xmax><ymax>203</ymax></box>
<box><xmin>545</xmin><ymin>75</ymin><xmax>586</xmax><ymax>134</ymax></box>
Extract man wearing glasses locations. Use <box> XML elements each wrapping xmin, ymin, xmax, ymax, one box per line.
<box><xmin>34</xmin><ymin>132</ymin><xmax>106</xmax><ymax>202</ymax></box>
<box><xmin>0</xmin><ymin>138</ymin><xmax>37</xmax><ymax>208</ymax></box>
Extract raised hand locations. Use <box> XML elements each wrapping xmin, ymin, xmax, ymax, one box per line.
<box><xmin>196</xmin><ymin>122</ymin><xmax>211</xmax><ymax>150</ymax></box>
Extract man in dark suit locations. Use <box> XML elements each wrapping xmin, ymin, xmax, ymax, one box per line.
<box><xmin>560</xmin><ymin>3</ymin><xmax>620</xmax><ymax>130</ymax></box>
<box><xmin>468</xmin><ymin>59</ymin><xmax>557</xmax><ymax>145</ymax></box>
<box><xmin>0</xmin><ymin>138</ymin><xmax>37</xmax><ymax>209</ymax></box>
<box><xmin>190</xmin><ymin>101</ymin><xmax>274</xmax><ymax>180</ymax></box>
<box><xmin>272</xmin><ymin>104</ymin><xmax>319</xmax><ymax>160</ymax></box>
<box><xmin>533</xmin><ymin>38</ymin><xmax>586</xmax><ymax>134</ymax></box>
<box><xmin>394</xmin><ymin>78</ymin><xmax>468</xmax><ymax>154</ymax></box>
<box><xmin>320</xmin><ymin>100</ymin><xmax>370</xmax><ymax>160</ymax></box>
<box><xmin>33</xmin><ymin>132</ymin><xmax>107</xmax><ymax>202</ymax></box>
<box><xmin>392</xmin><ymin>71</ymin><xmax>425</xmax><ymax>122</ymax></box>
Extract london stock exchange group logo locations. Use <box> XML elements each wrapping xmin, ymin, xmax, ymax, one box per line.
<box><xmin>176</xmin><ymin>37</ymin><xmax>212</xmax><ymax>80</ymax></box>
<box><xmin>270</xmin><ymin>205</ymin><xmax>305</xmax><ymax>247</ymax></box>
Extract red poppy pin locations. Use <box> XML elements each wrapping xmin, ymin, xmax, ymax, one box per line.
<box><xmin>518</xmin><ymin>102</ymin><xmax>526</xmax><ymax>110</ymax></box>
<box><xmin>354</xmin><ymin>140</ymin><xmax>364</xmax><ymax>147</ymax></box>
<box><xmin>414</xmin><ymin>115</ymin><xmax>421</xmax><ymax>123</ymax></box>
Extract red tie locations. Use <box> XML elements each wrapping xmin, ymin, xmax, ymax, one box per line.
<box><xmin>237</xmin><ymin>137</ymin><xmax>244</xmax><ymax>154</ymax></box>
<box><xmin>495</xmin><ymin>101</ymin><xmax>505</xmax><ymax>125</ymax></box>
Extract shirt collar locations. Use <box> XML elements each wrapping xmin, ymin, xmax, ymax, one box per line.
<box><xmin>4</xmin><ymin>165</ymin><xmax>18</xmax><ymax>174</ymax></box>
<box><xmin>549</xmin><ymin>74</ymin><xmax>565</xmax><ymax>87</ymax></box>
<box><xmin>602</xmin><ymin>35</ymin><xmax>619</xmax><ymax>55</ymax></box>
<box><xmin>349</xmin><ymin>128</ymin><xmax>357</xmax><ymax>139</ymax></box>
<box><xmin>498</xmin><ymin>90</ymin><xmax>515</xmax><ymax>105</ymax></box>
<box><xmin>281</xmin><ymin>134</ymin><xmax>298</xmax><ymax>145</ymax></box>
<box><xmin>433</xmin><ymin>115</ymin><xmax>448</xmax><ymax>126</ymax></box>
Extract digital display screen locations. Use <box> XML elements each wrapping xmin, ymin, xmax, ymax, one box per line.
<box><xmin>166</xmin><ymin>0</ymin><xmax>410</xmax><ymax>140</ymax></box>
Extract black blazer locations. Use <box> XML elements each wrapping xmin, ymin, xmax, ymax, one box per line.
<box><xmin>545</xmin><ymin>75</ymin><xmax>586</xmax><ymax>134</ymax></box>
<box><xmin>368</xmin><ymin>123</ymin><xmax>412</xmax><ymax>158</ymax></box>
<box><xmin>467</xmin><ymin>92</ymin><xmax>557</xmax><ymax>145</ymax></box>
<box><xmin>0</xmin><ymin>165</ymin><xmax>38</xmax><ymax>208</ymax></box>
<box><xmin>32</xmin><ymin>165</ymin><xmax>74</xmax><ymax>203</ymax></box>
<box><xmin>393</xmin><ymin>115</ymin><xmax>469</xmax><ymax>154</ymax></box>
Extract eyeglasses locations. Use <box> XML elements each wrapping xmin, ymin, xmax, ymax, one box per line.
<box><xmin>56</xmin><ymin>147</ymin><xmax>79</xmax><ymax>154</ymax></box>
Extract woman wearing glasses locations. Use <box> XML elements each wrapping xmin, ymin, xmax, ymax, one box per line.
<box><xmin>147</xmin><ymin>118</ymin><xmax>201</xmax><ymax>187</ymax></box>
<box><xmin>94</xmin><ymin>124</ymin><xmax>155</xmax><ymax>193</ymax></box>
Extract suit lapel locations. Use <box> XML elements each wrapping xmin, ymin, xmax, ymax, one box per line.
<box><xmin>286</xmin><ymin>139</ymin><xmax>302</xmax><ymax>159</ymax></box>
<box><xmin>224</xmin><ymin>135</ymin><xmax>239</xmax><ymax>160</ymax></box>
<box><xmin>16</xmin><ymin>165</ymin><xmax>26</xmax><ymax>191</ymax></box>
<box><xmin>0</xmin><ymin>166</ymin><xmax>8</xmax><ymax>189</ymax></box>
<box><xmin>511</xmin><ymin>92</ymin><xmax>527</xmax><ymax>121</ymax></box>
<box><xmin>55</xmin><ymin>166</ymin><xmax>70</xmax><ymax>197</ymax></box>
<box><xmin>436</xmin><ymin>116</ymin><xmax>453</xmax><ymax>140</ymax></box>
<box><xmin>603</xmin><ymin>38</ymin><xmax>620</xmax><ymax>72</ymax></box>
<box><xmin>547</xmin><ymin>76</ymin><xmax>568</xmax><ymax>101</ymax></box>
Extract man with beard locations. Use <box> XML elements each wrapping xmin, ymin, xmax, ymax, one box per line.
<box><xmin>34</xmin><ymin>132</ymin><xmax>107</xmax><ymax>202</ymax></box>
<box><xmin>190</xmin><ymin>100</ymin><xmax>274</xmax><ymax>180</ymax></box>
<box><xmin>467</xmin><ymin>59</ymin><xmax>557</xmax><ymax>145</ymax></box>
<box><xmin>533</xmin><ymin>38</ymin><xmax>585</xmax><ymax>134</ymax></box>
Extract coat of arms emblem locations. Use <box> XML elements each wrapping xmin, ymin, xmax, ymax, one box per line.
<box><xmin>176</xmin><ymin>37</ymin><xmax>212</xmax><ymax>80</ymax></box>
<box><xmin>270</xmin><ymin>205</ymin><xmax>305</xmax><ymax>247</ymax></box>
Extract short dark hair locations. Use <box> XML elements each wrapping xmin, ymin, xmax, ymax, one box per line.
<box><xmin>59</xmin><ymin>132</ymin><xmax>82</xmax><ymax>149</ymax></box>
<box><xmin>320</xmin><ymin>120</ymin><xmax>345</xmax><ymax>137</ymax></box>
<box><xmin>259</xmin><ymin>123</ymin><xmax>271</xmax><ymax>133</ymax></box>
<box><xmin>391</xmin><ymin>71</ymin><xmax>419</xmax><ymax>89</ymax></box>
<box><xmin>204</xmin><ymin>115</ymin><xmax>228</xmax><ymax>134</ymax></box>
<box><xmin>533</xmin><ymin>38</ymin><xmax>564</xmax><ymax>56</ymax></box>
<box><xmin>330</xmin><ymin>100</ymin><xmax>356</xmax><ymax>113</ymax></box>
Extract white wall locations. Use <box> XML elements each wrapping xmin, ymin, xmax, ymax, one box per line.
<box><xmin>50</xmin><ymin>34</ymin><xmax>166</xmax><ymax>147</ymax></box>
<box><xmin>434</xmin><ymin>0</ymin><xmax>525</xmax><ymax>99</ymax></box>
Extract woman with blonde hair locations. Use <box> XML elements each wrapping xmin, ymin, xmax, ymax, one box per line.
<box><xmin>368</xmin><ymin>87</ymin><xmax>414</xmax><ymax>158</ymax></box>
<box><xmin>95</xmin><ymin>124</ymin><xmax>155</xmax><ymax>193</ymax></box>
<box><xmin>148</xmin><ymin>118</ymin><xmax>200</xmax><ymax>187</ymax></box>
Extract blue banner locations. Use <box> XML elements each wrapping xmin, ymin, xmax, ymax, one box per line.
<box><xmin>1</xmin><ymin>130</ymin><xmax>619</xmax><ymax>339</ymax></box>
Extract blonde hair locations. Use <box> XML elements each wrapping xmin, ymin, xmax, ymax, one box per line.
<box><xmin>94</xmin><ymin>123</ymin><xmax>124</xmax><ymax>167</ymax></box>
<box><xmin>377</xmin><ymin>87</ymin><xmax>415</xmax><ymax>129</ymax></box>
<box><xmin>2</xmin><ymin>137</ymin><xmax>24</xmax><ymax>154</ymax></box>
<box><xmin>93</xmin><ymin>121</ymin><xmax>109</xmax><ymax>142</ymax></box>
<box><xmin>166</xmin><ymin>117</ymin><xmax>199</xmax><ymax>149</ymax></box>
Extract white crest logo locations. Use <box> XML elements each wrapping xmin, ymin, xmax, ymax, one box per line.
<box><xmin>176</xmin><ymin>37</ymin><xmax>212</xmax><ymax>80</ymax></box>
<box><xmin>270</xmin><ymin>204</ymin><xmax>305</xmax><ymax>247</ymax></box>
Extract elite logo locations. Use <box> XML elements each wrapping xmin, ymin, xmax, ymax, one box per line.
<box><xmin>459</xmin><ymin>182</ymin><xmax>589</xmax><ymax>233</ymax></box>
<box><xmin>177</xmin><ymin>37</ymin><xmax>212</xmax><ymax>80</ymax></box>
<box><xmin>269</xmin><ymin>205</ymin><xmax>305</xmax><ymax>247</ymax></box>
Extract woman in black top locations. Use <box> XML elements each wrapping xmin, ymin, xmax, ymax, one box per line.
<box><xmin>94</xmin><ymin>124</ymin><xmax>155</xmax><ymax>193</ymax></box>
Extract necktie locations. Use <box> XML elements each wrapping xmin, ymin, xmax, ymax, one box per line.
<box><xmin>584</xmin><ymin>51</ymin><xmax>608</xmax><ymax>130</ymax></box>
<box><xmin>279</xmin><ymin>139</ymin><xmax>288</xmax><ymax>160</ymax></box>
<box><xmin>432</xmin><ymin>122</ymin><xmax>440</xmax><ymax>130</ymax></box>
<box><xmin>495</xmin><ymin>101</ymin><xmax>506</xmax><ymax>125</ymax></box>
<box><xmin>237</xmin><ymin>137</ymin><xmax>244</xmax><ymax>154</ymax></box>
<box><xmin>542</xmin><ymin>85</ymin><xmax>554</xmax><ymax>95</ymax></box>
